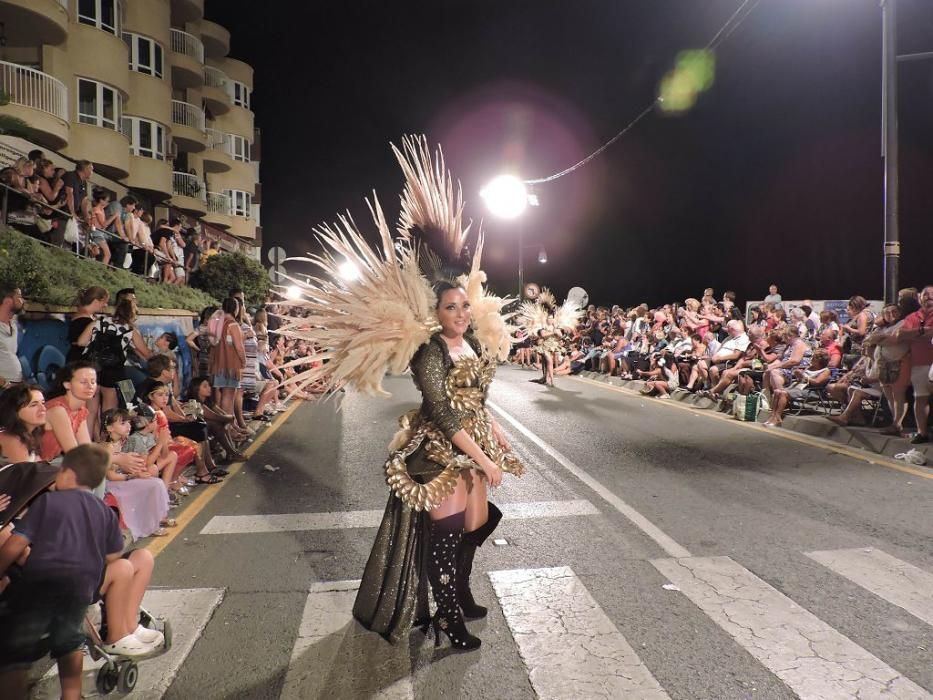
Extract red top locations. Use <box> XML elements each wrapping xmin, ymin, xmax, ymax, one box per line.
<box><xmin>38</xmin><ymin>395</ymin><xmax>89</xmax><ymax>462</ymax></box>
<box><xmin>901</xmin><ymin>309</ymin><xmax>933</xmax><ymax>367</ymax></box>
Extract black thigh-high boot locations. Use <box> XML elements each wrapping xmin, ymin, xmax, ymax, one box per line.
<box><xmin>426</xmin><ymin>511</ymin><xmax>480</xmax><ymax>650</ymax></box>
<box><xmin>457</xmin><ymin>503</ymin><xmax>503</xmax><ymax>620</ymax></box>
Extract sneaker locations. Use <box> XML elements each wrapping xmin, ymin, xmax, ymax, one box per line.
<box><xmin>102</xmin><ymin>633</ymin><xmax>158</xmax><ymax>657</ymax></box>
<box><xmin>909</xmin><ymin>433</ymin><xmax>929</xmax><ymax>444</ymax></box>
<box><xmin>134</xmin><ymin>625</ymin><xmax>165</xmax><ymax>646</ymax></box>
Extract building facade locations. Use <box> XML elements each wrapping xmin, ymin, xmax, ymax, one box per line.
<box><xmin>0</xmin><ymin>0</ymin><xmax>261</xmax><ymax>249</ymax></box>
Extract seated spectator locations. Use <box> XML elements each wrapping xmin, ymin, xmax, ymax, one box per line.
<box><xmin>0</xmin><ymin>384</ymin><xmax>47</xmax><ymax>463</ymax></box>
<box><xmin>185</xmin><ymin>376</ymin><xmax>246</xmax><ymax>461</ymax></box>
<box><xmin>639</xmin><ymin>355</ymin><xmax>680</xmax><ymax>399</ymax></box>
<box><xmin>762</xmin><ymin>325</ymin><xmax>812</xmax><ymax>398</ymax></box>
<box><xmin>705</xmin><ymin>320</ymin><xmax>749</xmax><ymax>385</ymax></box>
<box><xmin>100</xmin><ymin>409</ymin><xmax>172</xmax><ymax>539</ymax></box>
<box><xmin>764</xmin><ymin>349</ymin><xmax>832</xmax><ymax>427</ymax></box>
<box><xmin>0</xmin><ymin>445</ymin><xmax>161</xmax><ymax>700</ymax></box>
<box><xmin>709</xmin><ymin>326</ymin><xmax>767</xmax><ymax>398</ymax></box>
<box><xmin>895</xmin><ymin>285</ymin><xmax>933</xmax><ymax>444</ymax></box>
<box><xmin>818</xmin><ymin>330</ymin><xmax>843</xmax><ymax>369</ymax></box>
<box><xmin>818</xmin><ymin>309</ymin><xmax>840</xmax><ymax>338</ymax></box>
<box><xmin>0</xmin><ymin>284</ymin><xmax>24</xmax><ymax>388</ymax></box>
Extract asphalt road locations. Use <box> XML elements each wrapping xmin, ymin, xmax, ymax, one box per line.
<box><xmin>145</xmin><ymin>365</ymin><xmax>932</xmax><ymax>700</ymax></box>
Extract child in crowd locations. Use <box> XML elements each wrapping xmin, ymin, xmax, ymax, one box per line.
<box><xmin>0</xmin><ymin>445</ymin><xmax>161</xmax><ymax>700</ymax></box>
<box><xmin>152</xmin><ymin>332</ymin><xmax>181</xmax><ymax>395</ymax></box>
<box><xmin>101</xmin><ymin>409</ymin><xmax>173</xmax><ymax>539</ymax></box>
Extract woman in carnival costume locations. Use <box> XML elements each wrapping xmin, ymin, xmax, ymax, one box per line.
<box><xmin>277</xmin><ymin>136</ymin><xmax>523</xmax><ymax>650</ymax></box>
<box><xmin>518</xmin><ymin>288</ymin><xmax>582</xmax><ymax>387</ymax></box>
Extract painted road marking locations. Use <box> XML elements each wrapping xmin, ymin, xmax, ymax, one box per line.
<box><xmin>572</xmin><ymin>375</ymin><xmax>933</xmax><ymax>481</ymax></box>
<box><xmin>489</xmin><ymin>566</ymin><xmax>671</xmax><ymax>699</ymax></box>
<box><xmin>199</xmin><ymin>499</ymin><xmax>599</xmax><ymax>535</ymax></box>
<box><xmin>651</xmin><ymin>556</ymin><xmax>930</xmax><ymax>699</ymax></box>
<box><xmin>488</xmin><ymin>401</ymin><xmax>692</xmax><ymax>559</ymax></box>
<box><xmin>145</xmin><ymin>399</ymin><xmax>305</xmax><ymax>557</ymax></box>
<box><xmin>33</xmin><ymin>588</ymin><xmax>224</xmax><ymax>700</ymax></box>
<box><xmin>807</xmin><ymin>548</ymin><xmax>933</xmax><ymax>628</ymax></box>
<box><xmin>280</xmin><ymin>580</ymin><xmax>413</xmax><ymax>700</ymax></box>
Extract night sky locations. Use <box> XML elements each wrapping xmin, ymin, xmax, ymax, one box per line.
<box><xmin>208</xmin><ymin>0</ymin><xmax>933</xmax><ymax>308</ymax></box>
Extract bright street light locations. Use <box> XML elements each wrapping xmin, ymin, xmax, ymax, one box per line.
<box><xmin>480</xmin><ymin>174</ymin><xmax>529</xmax><ymax>219</ymax></box>
<box><xmin>537</xmin><ymin>247</ymin><xmax>548</xmax><ymax>264</ymax></box>
<box><xmin>338</xmin><ymin>261</ymin><xmax>360</xmax><ymax>282</ymax></box>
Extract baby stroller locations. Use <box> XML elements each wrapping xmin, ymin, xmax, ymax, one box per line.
<box><xmin>0</xmin><ymin>461</ymin><xmax>171</xmax><ymax>696</ymax></box>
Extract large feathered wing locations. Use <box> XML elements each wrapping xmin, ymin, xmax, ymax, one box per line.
<box><xmin>455</xmin><ymin>232</ymin><xmax>516</xmax><ymax>360</ymax></box>
<box><xmin>554</xmin><ymin>298</ymin><xmax>583</xmax><ymax>332</ymax></box>
<box><xmin>516</xmin><ymin>300</ymin><xmax>549</xmax><ymax>336</ymax></box>
<box><xmin>276</xmin><ymin>195</ymin><xmax>437</xmax><ymax>398</ymax></box>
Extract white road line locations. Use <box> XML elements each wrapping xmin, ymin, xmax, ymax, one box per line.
<box><xmin>280</xmin><ymin>579</ymin><xmax>413</xmax><ymax>700</ymax></box>
<box><xmin>489</xmin><ymin>566</ymin><xmax>671</xmax><ymax>700</ymax></box>
<box><xmin>488</xmin><ymin>400</ymin><xmax>692</xmax><ymax>559</ymax></box>
<box><xmin>34</xmin><ymin>588</ymin><xmax>225</xmax><ymax>700</ymax></box>
<box><xmin>199</xmin><ymin>499</ymin><xmax>598</xmax><ymax>535</ymax></box>
<box><xmin>806</xmin><ymin>548</ymin><xmax>933</xmax><ymax>628</ymax></box>
<box><xmin>651</xmin><ymin>556</ymin><xmax>930</xmax><ymax>699</ymax></box>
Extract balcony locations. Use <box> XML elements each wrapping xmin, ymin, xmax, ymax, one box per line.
<box><xmin>201</xmin><ymin>65</ymin><xmax>230</xmax><ymax>116</ymax></box>
<box><xmin>171</xmin><ymin>171</ymin><xmax>207</xmax><ymax>216</ymax></box>
<box><xmin>203</xmin><ymin>191</ymin><xmax>233</xmax><ymax>228</ymax></box>
<box><xmin>169</xmin><ymin>28</ymin><xmax>204</xmax><ymax>88</ymax></box>
<box><xmin>170</xmin><ymin>0</ymin><xmax>203</xmax><ymax>25</ymax></box>
<box><xmin>0</xmin><ymin>0</ymin><xmax>68</xmax><ymax>47</ymax></box>
<box><xmin>200</xmin><ymin>20</ymin><xmax>230</xmax><ymax>58</ymax></box>
<box><xmin>170</xmin><ymin>99</ymin><xmax>206</xmax><ymax>152</ymax></box>
<box><xmin>0</xmin><ymin>61</ymin><xmax>69</xmax><ymax>148</ymax></box>
<box><xmin>203</xmin><ymin>128</ymin><xmax>233</xmax><ymax>173</ymax></box>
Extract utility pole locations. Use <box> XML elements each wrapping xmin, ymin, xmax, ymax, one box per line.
<box><xmin>881</xmin><ymin>0</ymin><xmax>899</xmax><ymax>304</ymax></box>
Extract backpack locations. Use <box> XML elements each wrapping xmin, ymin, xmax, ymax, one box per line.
<box><xmin>207</xmin><ymin>309</ymin><xmax>226</xmax><ymax>346</ymax></box>
<box><xmin>84</xmin><ymin>320</ymin><xmax>126</xmax><ymax>369</ymax></box>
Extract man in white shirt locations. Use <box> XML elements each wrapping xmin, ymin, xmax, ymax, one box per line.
<box><xmin>708</xmin><ymin>320</ymin><xmax>750</xmax><ymax>384</ymax></box>
<box><xmin>764</xmin><ymin>284</ymin><xmax>782</xmax><ymax>306</ymax></box>
<box><xmin>0</xmin><ymin>284</ymin><xmax>25</xmax><ymax>387</ymax></box>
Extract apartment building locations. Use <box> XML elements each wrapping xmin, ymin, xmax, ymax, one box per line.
<box><xmin>0</xmin><ymin>0</ymin><xmax>261</xmax><ymax>249</ymax></box>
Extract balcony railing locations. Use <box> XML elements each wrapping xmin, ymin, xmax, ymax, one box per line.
<box><xmin>203</xmin><ymin>66</ymin><xmax>227</xmax><ymax>90</ymax></box>
<box><xmin>172</xmin><ymin>171</ymin><xmax>206</xmax><ymax>202</ymax></box>
<box><xmin>171</xmin><ymin>99</ymin><xmax>205</xmax><ymax>132</ymax></box>
<box><xmin>0</xmin><ymin>61</ymin><xmax>68</xmax><ymax>122</ymax></box>
<box><xmin>206</xmin><ymin>191</ymin><xmax>231</xmax><ymax>215</ymax></box>
<box><xmin>206</xmin><ymin>128</ymin><xmax>235</xmax><ymax>157</ymax></box>
<box><xmin>170</xmin><ymin>28</ymin><xmax>204</xmax><ymax>64</ymax></box>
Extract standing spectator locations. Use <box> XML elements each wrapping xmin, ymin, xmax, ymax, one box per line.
<box><xmin>169</xmin><ymin>226</ymin><xmax>187</xmax><ymax>285</ymax></box>
<box><xmin>88</xmin><ymin>190</ymin><xmax>115</xmax><ymax>266</ymax></box>
<box><xmin>209</xmin><ymin>298</ymin><xmax>246</xmax><ymax>430</ymax></box>
<box><xmin>841</xmin><ymin>295</ymin><xmax>874</xmax><ymax>365</ymax></box>
<box><xmin>896</xmin><ymin>285</ymin><xmax>933</xmax><ymax>444</ymax></box>
<box><xmin>61</xmin><ymin>160</ymin><xmax>93</xmax><ymax>225</ymax></box>
<box><xmin>105</xmin><ymin>195</ymin><xmax>137</xmax><ymax>270</ymax></box>
<box><xmin>0</xmin><ymin>285</ymin><xmax>24</xmax><ymax>388</ymax></box>
<box><xmin>34</xmin><ymin>159</ymin><xmax>67</xmax><ymax>245</ymax></box>
<box><xmin>130</xmin><ymin>209</ymin><xmax>155</xmax><ymax>276</ymax></box>
<box><xmin>764</xmin><ymin>284</ymin><xmax>782</xmax><ymax>306</ymax></box>
<box><xmin>200</xmin><ymin>239</ymin><xmax>221</xmax><ymax>267</ymax></box>
<box><xmin>866</xmin><ymin>305</ymin><xmax>911</xmax><ymax>436</ymax></box>
<box><xmin>184</xmin><ymin>228</ymin><xmax>203</xmax><ymax>282</ymax></box>
<box><xmin>151</xmin><ymin>219</ymin><xmax>181</xmax><ymax>283</ymax></box>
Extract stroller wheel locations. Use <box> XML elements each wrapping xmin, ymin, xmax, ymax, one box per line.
<box><xmin>96</xmin><ymin>661</ymin><xmax>119</xmax><ymax>695</ymax></box>
<box><xmin>162</xmin><ymin>619</ymin><xmax>173</xmax><ymax>650</ymax></box>
<box><xmin>118</xmin><ymin>661</ymin><xmax>139</xmax><ymax>693</ymax></box>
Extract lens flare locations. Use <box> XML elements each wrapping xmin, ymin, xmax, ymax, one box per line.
<box><xmin>659</xmin><ymin>50</ymin><xmax>716</xmax><ymax>114</ymax></box>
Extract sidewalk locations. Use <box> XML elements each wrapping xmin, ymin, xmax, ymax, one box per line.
<box><xmin>576</xmin><ymin>370</ymin><xmax>931</xmax><ymax>465</ymax></box>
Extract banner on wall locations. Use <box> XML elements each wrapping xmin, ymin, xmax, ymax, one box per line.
<box><xmin>744</xmin><ymin>299</ymin><xmax>884</xmax><ymax>326</ymax></box>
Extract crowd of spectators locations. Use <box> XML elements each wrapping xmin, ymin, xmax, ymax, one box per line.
<box><xmin>517</xmin><ymin>283</ymin><xmax>933</xmax><ymax>444</ymax></box>
<box><xmin>0</xmin><ymin>281</ymin><xmax>319</xmax><ymax>698</ymax></box>
<box><xmin>1</xmin><ymin>149</ymin><xmax>224</xmax><ymax>286</ymax></box>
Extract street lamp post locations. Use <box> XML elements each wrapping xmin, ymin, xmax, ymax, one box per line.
<box><xmin>881</xmin><ymin>0</ymin><xmax>899</xmax><ymax>304</ymax></box>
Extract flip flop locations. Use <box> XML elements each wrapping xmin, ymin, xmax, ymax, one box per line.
<box><xmin>195</xmin><ymin>473</ymin><xmax>224</xmax><ymax>485</ymax></box>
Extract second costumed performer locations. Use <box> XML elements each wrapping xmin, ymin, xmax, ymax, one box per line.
<box><xmin>278</xmin><ymin>136</ymin><xmax>524</xmax><ymax>651</ymax></box>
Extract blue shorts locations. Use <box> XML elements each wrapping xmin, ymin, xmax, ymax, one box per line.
<box><xmin>213</xmin><ymin>374</ymin><xmax>240</xmax><ymax>389</ymax></box>
<box><xmin>0</xmin><ymin>582</ymin><xmax>88</xmax><ymax>670</ymax></box>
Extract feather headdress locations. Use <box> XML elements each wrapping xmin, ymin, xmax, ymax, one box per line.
<box><xmin>516</xmin><ymin>300</ymin><xmax>550</xmax><ymax>336</ymax></box>
<box><xmin>554</xmin><ymin>297</ymin><xmax>583</xmax><ymax>332</ymax></box>
<box><xmin>455</xmin><ymin>232</ymin><xmax>515</xmax><ymax>360</ymax></box>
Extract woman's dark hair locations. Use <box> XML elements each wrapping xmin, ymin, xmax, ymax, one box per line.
<box><xmin>200</xmin><ymin>305</ymin><xmax>218</xmax><ymax>325</ymax></box>
<box><xmin>76</xmin><ymin>286</ymin><xmax>108</xmax><ymax>306</ymax></box>
<box><xmin>897</xmin><ymin>288</ymin><xmax>921</xmax><ymax>317</ymax></box>
<box><xmin>848</xmin><ymin>295</ymin><xmax>867</xmax><ymax>313</ymax></box>
<box><xmin>186</xmin><ymin>375</ymin><xmax>212</xmax><ymax>402</ymax></box>
<box><xmin>51</xmin><ymin>360</ymin><xmax>98</xmax><ymax>398</ymax></box>
<box><xmin>112</xmin><ymin>297</ymin><xmax>136</xmax><ymax>325</ymax></box>
<box><xmin>0</xmin><ymin>383</ymin><xmax>46</xmax><ymax>455</ymax></box>
<box><xmin>432</xmin><ymin>281</ymin><xmax>463</xmax><ymax>309</ymax></box>
<box><xmin>222</xmin><ymin>297</ymin><xmax>239</xmax><ymax>315</ymax></box>
<box><xmin>101</xmin><ymin>407</ymin><xmax>132</xmax><ymax>441</ymax></box>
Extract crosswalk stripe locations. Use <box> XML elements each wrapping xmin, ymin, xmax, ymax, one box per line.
<box><xmin>280</xmin><ymin>580</ymin><xmax>413</xmax><ymax>700</ymax></box>
<box><xmin>33</xmin><ymin>587</ymin><xmax>224</xmax><ymax>700</ymax></box>
<box><xmin>806</xmin><ymin>548</ymin><xmax>933</xmax><ymax>628</ymax></box>
<box><xmin>652</xmin><ymin>556</ymin><xmax>930</xmax><ymax>699</ymax></box>
<box><xmin>488</xmin><ymin>566</ymin><xmax>671</xmax><ymax>699</ymax></box>
<box><xmin>199</xmin><ymin>499</ymin><xmax>598</xmax><ymax>535</ymax></box>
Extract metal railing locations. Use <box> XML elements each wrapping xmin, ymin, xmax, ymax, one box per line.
<box><xmin>169</xmin><ymin>28</ymin><xmax>204</xmax><ymax>64</ymax></box>
<box><xmin>203</xmin><ymin>65</ymin><xmax>227</xmax><ymax>90</ymax></box>
<box><xmin>206</xmin><ymin>191</ymin><xmax>231</xmax><ymax>215</ymax></box>
<box><xmin>0</xmin><ymin>61</ymin><xmax>68</xmax><ymax>122</ymax></box>
<box><xmin>205</xmin><ymin>128</ymin><xmax>235</xmax><ymax>158</ymax></box>
<box><xmin>171</xmin><ymin>99</ymin><xmax>205</xmax><ymax>132</ymax></box>
<box><xmin>172</xmin><ymin>171</ymin><xmax>206</xmax><ymax>202</ymax></box>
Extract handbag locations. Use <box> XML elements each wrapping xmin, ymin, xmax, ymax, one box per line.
<box><xmin>734</xmin><ymin>392</ymin><xmax>768</xmax><ymax>422</ymax></box>
<box><xmin>36</xmin><ymin>217</ymin><xmax>53</xmax><ymax>233</ymax></box>
<box><xmin>63</xmin><ymin>217</ymin><xmax>79</xmax><ymax>244</ymax></box>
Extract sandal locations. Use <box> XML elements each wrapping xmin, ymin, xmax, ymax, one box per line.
<box><xmin>152</xmin><ymin>528</ymin><xmax>169</xmax><ymax>537</ymax></box>
<box><xmin>195</xmin><ymin>473</ymin><xmax>224</xmax><ymax>485</ymax></box>
<box><xmin>161</xmin><ymin>518</ymin><xmax>177</xmax><ymax>528</ymax></box>
<box><xmin>210</xmin><ymin>467</ymin><xmax>230</xmax><ymax>477</ymax></box>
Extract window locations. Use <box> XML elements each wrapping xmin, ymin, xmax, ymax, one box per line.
<box><xmin>122</xmin><ymin>117</ymin><xmax>167</xmax><ymax>160</ymax></box>
<box><xmin>77</xmin><ymin>78</ymin><xmax>122</xmax><ymax>131</ymax></box>
<box><xmin>225</xmin><ymin>189</ymin><xmax>251</xmax><ymax>218</ymax></box>
<box><xmin>78</xmin><ymin>0</ymin><xmax>119</xmax><ymax>35</ymax></box>
<box><xmin>230</xmin><ymin>81</ymin><xmax>251</xmax><ymax>109</ymax></box>
<box><xmin>230</xmin><ymin>134</ymin><xmax>250</xmax><ymax>162</ymax></box>
<box><xmin>123</xmin><ymin>33</ymin><xmax>164</xmax><ymax>79</ymax></box>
